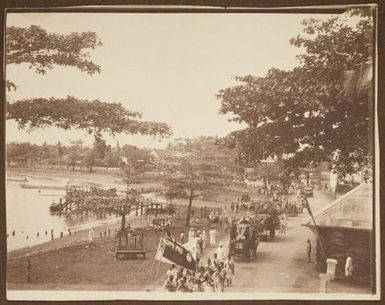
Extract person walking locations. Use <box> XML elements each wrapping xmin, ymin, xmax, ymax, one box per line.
<box><xmin>26</xmin><ymin>259</ymin><xmax>32</xmax><ymax>283</ymax></box>
<box><xmin>202</xmin><ymin>267</ymin><xmax>214</xmax><ymax>292</ymax></box>
<box><xmin>208</xmin><ymin>211</ymin><xmax>215</xmax><ymax>225</ymax></box>
<box><xmin>209</xmin><ymin>227</ymin><xmax>216</xmax><ymax>247</ymax></box>
<box><xmin>167</xmin><ymin>264</ymin><xmax>178</xmax><ymax>281</ymax></box>
<box><xmin>188</xmin><ymin>228</ymin><xmax>195</xmax><ymax>243</ymax></box>
<box><xmin>216</xmin><ymin>243</ymin><xmax>226</xmax><ymax>261</ymax></box>
<box><xmin>306</xmin><ymin>239</ymin><xmax>312</xmax><ymax>263</ymax></box>
<box><xmin>180</xmin><ymin>232</ymin><xmax>185</xmax><ymax>244</ymax></box>
<box><xmin>197</xmin><ymin>232</ymin><xmax>203</xmax><ymax>255</ymax></box>
<box><xmin>88</xmin><ymin>228</ymin><xmax>94</xmax><ymax>243</ymax></box>
<box><xmin>164</xmin><ymin>275</ymin><xmax>177</xmax><ymax>292</ymax></box>
<box><xmin>202</xmin><ymin>227</ymin><xmax>207</xmax><ymax>249</ymax></box>
<box><xmin>345</xmin><ymin>251</ymin><xmax>354</xmax><ymax>279</ymax></box>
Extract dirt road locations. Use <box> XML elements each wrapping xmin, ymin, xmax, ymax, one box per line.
<box><xmin>224</xmin><ymin>191</ymin><xmax>333</xmax><ymax>293</ymax></box>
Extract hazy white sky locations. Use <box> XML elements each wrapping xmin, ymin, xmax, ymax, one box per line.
<box><xmin>6</xmin><ymin>12</ymin><xmax>336</xmax><ymax>148</ymax></box>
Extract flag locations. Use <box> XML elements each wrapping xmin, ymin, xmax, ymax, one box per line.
<box><xmin>154</xmin><ymin>238</ymin><xmax>173</xmax><ymax>264</ymax></box>
<box><xmin>155</xmin><ymin>234</ymin><xmax>196</xmax><ymax>270</ymax></box>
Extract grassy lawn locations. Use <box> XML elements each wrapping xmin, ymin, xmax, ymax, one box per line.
<box><xmin>7</xmin><ymin>203</ymin><xmax>228</xmax><ymax>290</ymax></box>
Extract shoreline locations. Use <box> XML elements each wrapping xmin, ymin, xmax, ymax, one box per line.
<box><xmin>6</xmin><ymin>166</ymin><xmax>234</xmax><ymax>254</ymax></box>
<box><xmin>6</xmin><ymin>196</ymin><xmax>225</xmax><ymax>258</ymax></box>
<box><xmin>7</xmin><ymin>218</ymin><xmax>122</xmax><ymax>260</ymax></box>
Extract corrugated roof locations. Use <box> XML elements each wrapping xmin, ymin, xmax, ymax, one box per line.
<box><xmin>343</xmin><ymin>61</ymin><xmax>373</xmax><ymax>94</ymax></box>
<box><xmin>302</xmin><ymin>183</ymin><xmax>373</xmax><ymax>231</ymax></box>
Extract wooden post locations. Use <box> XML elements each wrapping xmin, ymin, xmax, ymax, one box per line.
<box><xmin>136</xmin><ymin>205</ymin><xmax>138</xmax><ymax>216</ymax></box>
<box><xmin>134</xmin><ymin>234</ymin><xmax>137</xmax><ymax>248</ymax></box>
<box><xmin>141</xmin><ymin>202</ymin><xmax>143</xmax><ymax>215</ymax></box>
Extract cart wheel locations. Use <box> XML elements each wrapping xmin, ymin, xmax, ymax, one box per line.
<box><xmin>249</xmin><ymin>249</ymin><xmax>254</xmax><ymax>260</ymax></box>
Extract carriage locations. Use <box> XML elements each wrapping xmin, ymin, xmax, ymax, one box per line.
<box><xmin>304</xmin><ymin>186</ymin><xmax>314</xmax><ymax>197</ymax></box>
<box><xmin>229</xmin><ymin>217</ymin><xmax>261</xmax><ymax>261</ymax></box>
<box><xmin>255</xmin><ymin>201</ymin><xmax>281</xmax><ymax>240</ymax></box>
<box><xmin>285</xmin><ymin>203</ymin><xmax>299</xmax><ymax>217</ymax></box>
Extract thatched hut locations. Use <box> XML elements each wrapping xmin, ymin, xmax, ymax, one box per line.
<box><xmin>302</xmin><ymin>182</ymin><xmax>374</xmax><ymax>286</ymax></box>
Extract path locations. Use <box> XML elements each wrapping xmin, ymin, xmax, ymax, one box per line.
<box><xmin>221</xmin><ymin>191</ymin><xmax>333</xmax><ymax>292</ymax></box>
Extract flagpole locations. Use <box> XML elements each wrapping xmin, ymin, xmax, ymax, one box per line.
<box><xmin>145</xmin><ymin>237</ymin><xmax>162</xmax><ymax>291</ymax></box>
<box><xmin>303</xmin><ymin>196</ymin><xmax>327</xmax><ymax>264</ymax></box>
<box><xmin>153</xmin><ymin>256</ymin><xmax>162</xmax><ymax>291</ymax></box>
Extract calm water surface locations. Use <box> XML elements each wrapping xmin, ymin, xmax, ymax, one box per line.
<box><xmin>6</xmin><ymin>176</ymin><xmax>120</xmax><ymax>251</ymax></box>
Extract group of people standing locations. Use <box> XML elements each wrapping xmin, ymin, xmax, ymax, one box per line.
<box><xmin>180</xmin><ymin>226</ymin><xmax>219</xmax><ymax>256</ymax></box>
<box><xmin>163</xmin><ymin>249</ymin><xmax>235</xmax><ymax>293</ymax></box>
<box><xmin>163</xmin><ymin>205</ymin><xmax>236</xmax><ymax>293</ymax></box>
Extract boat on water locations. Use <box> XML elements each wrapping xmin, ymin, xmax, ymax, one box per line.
<box><xmin>20</xmin><ymin>184</ymin><xmax>67</xmax><ymax>191</ymax></box>
<box><xmin>7</xmin><ymin>177</ymin><xmax>29</xmax><ymax>182</ymax></box>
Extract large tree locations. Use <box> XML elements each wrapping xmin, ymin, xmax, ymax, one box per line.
<box><xmin>217</xmin><ymin>10</ymin><xmax>373</xmax><ymax>178</ymax></box>
<box><xmin>6</xmin><ymin>25</ymin><xmax>171</xmax><ymax>139</ymax></box>
<box><xmin>6</xmin><ymin>25</ymin><xmax>102</xmax><ymax>91</ymax></box>
<box><xmin>163</xmin><ymin>137</ymin><xmax>237</xmax><ymax>226</ymax></box>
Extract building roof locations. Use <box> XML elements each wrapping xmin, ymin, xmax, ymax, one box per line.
<box><xmin>343</xmin><ymin>61</ymin><xmax>372</xmax><ymax>94</ymax></box>
<box><xmin>302</xmin><ymin>182</ymin><xmax>373</xmax><ymax>231</ymax></box>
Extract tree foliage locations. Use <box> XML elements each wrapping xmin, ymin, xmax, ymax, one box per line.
<box><xmin>121</xmin><ymin>146</ymin><xmax>156</xmax><ymax>189</ymax></box>
<box><xmin>163</xmin><ymin>137</ymin><xmax>238</xmax><ymax>226</ymax></box>
<box><xmin>6</xmin><ymin>25</ymin><xmax>172</xmax><ymax>140</ymax></box>
<box><xmin>7</xmin><ymin>96</ymin><xmax>172</xmax><ymax>138</ymax></box>
<box><xmin>6</xmin><ymin>25</ymin><xmax>102</xmax><ymax>78</ymax></box>
<box><xmin>103</xmin><ymin>151</ymin><xmax>121</xmax><ymax>169</ymax></box>
<box><xmin>217</xmin><ymin>11</ymin><xmax>373</xmax><ymax>177</ymax></box>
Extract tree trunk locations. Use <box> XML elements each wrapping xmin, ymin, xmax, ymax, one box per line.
<box><xmin>185</xmin><ymin>188</ymin><xmax>194</xmax><ymax>227</ymax></box>
<box><xmin>119</xmin><ymin>212</ymin><xmax>126</xmax><ymax>248</ymax></box>
<box><xmin>121</xmin><ymin>213</ymin><xmax>126</xmax><ymax>232</ymax></box>
<box><xmin>306</xmin><ymin>173</ymin><xmax>310</xmax><ymax>186</ymax></box>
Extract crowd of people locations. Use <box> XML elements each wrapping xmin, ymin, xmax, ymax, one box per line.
<box><xmin>162</xmin><ymin>180</ymin><xmax>315</xmax><ymax>292</ymax></box>
<box><xmin>163</xmin><ymin>249</ymin><xmax>235</xmax><ymax>292</ymax></box>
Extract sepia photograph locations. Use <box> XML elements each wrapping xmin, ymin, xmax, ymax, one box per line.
<box><xmin>4</xmin><ymin>3</ymin><xmax>380</xmax><ymax>301</ymax></box>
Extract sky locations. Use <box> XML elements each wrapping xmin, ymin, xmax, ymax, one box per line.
<box><xmin>6</xmin><ymin>12</ymin><xmax>336</xmax><ymax>149</ymax></box>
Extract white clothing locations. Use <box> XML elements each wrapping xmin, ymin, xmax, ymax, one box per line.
<box><xmin>188</xmin><ymin>229</ymin><xmax>195</xmax><ymax>242</ymax></box>
<box><xmin>209</xmin><ymin>229</ymin><xmax>216</xmax><ymax>246</ymax></box>
<box><xmin>345</xmin><ymin>256</ymin><xmax>353</xmax><ymax>277</ymax></box>
<box><xmin>202</xmin><ymin>230</ymin><xmax>207</xmax><ymax>248</ymax></box>
<box><xmin>216</xmin><ymin>246</ymin><xmax>226</xmax><ymax>261</ymax></box>
<box><xmin>88</xmin><ymin>228</ymin><xmax>94</xmax><ymax>242</ymax></box>
<box><xmin>166</xmin><ymin>268</ymin><xmax>178</xmax><ymax>281</ymax></box>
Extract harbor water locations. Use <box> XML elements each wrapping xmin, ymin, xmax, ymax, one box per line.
<box><xmin>6</xmin><ymin>175</ymin><xmax>121</xmax><ymax>252</ymax></box>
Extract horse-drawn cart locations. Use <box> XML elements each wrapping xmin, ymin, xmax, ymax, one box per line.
<box><xmin>229</xmin><ymin>217</ymin><xmax>261</xmax><ymax>261</ymax></box>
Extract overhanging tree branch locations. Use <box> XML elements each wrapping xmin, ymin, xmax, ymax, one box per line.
<box><xmin>6</xmin><ymin>96</ymin><xmax>172</xmax><ymax>138</ymax></box>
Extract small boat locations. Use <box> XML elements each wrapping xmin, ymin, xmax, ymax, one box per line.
<box><xmin>20</xmin><ymin>184</ymin><xmax>67</xmax><ymax>191</ymax></box>
<box><xmin>7</xmin><ymin>177</ymin><xmax>28</xmax><ymax>182</ymax></box>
